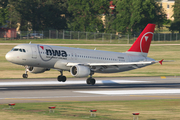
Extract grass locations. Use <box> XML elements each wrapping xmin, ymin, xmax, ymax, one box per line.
<box><xmin>0</xmin><ymin>44</ymin><xmax>180</xmax><ymax>79</ymax></box>
<box><xmin>1</xmin><ymin>99</ymin><xmax>180</xmax><ymax>120</ymax></box>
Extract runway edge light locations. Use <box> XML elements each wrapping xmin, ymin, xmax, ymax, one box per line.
<box><xmin>90</xmin><ymin>109</ymin><xmax>97</xmax><ymax>117</ymax></box>
<box><xmin>48</xmin><ymin>106</ymin><xmax>56</xmax><ymax>113</ymax></box>
<box><xmin>132</xmin><ymin>113</ymin><xmax>140</xmax><ymax>120</ymax></box>
<box><xmin>8</xmin><ymin>103</ymin><xmax>16</xmax><ymax>109</ymax></box>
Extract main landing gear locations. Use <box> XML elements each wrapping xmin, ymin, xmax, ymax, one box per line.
<box><xmin>86</xmin><ymin>73</ymin><xmax>96</xmax><ymax>85</ymax></box>
<box><xmin>57</xmin><ymin>71</ymin><xmax>66</xmax><ymax>82</ymax></box>
<box><xmin>86</xmin><ymin>77</ymin><xmax>96</xmax><ymax>85</ymax></box>
<box><xmin>57</xmin><ymin>71</ymin><xmax>96</xmax><ymax>85</ymax></box>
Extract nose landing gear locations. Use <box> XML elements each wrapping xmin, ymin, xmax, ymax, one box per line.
<box><xmin>22</xmin><ymin>66</ymin><xmax>28</xmax><ymax>78</ymax></box>
<box><xmin>22</xmin><ymin>73</ymin><xmax>28</xmax><ymax>78</ymax></box>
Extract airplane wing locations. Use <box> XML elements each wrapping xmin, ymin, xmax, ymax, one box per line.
<box><xmin>67</xmin><ymin>59</ymin><xmax>173</xmax><ymax>67</ymax></box>
<box><xmin>66</xmin><ymin>61</ymin><xmax>157</xmax><ymax>67</ymax></box>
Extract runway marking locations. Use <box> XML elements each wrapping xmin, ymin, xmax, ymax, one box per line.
<box><xmin>0</xmin><ymin>80</ymin><xmax>150</xmax><ymax>86</ymax></box>
<box><xmin>75</xmin><ymin>89</ymin><xmax>180</xmax><ymax>95</ymax></box>
<box><xmin>161</xmin><ymin>76</ymin><xmax>166</xmax><ymax>79</ymax></box>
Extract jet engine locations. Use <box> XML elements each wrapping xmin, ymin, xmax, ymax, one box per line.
<box><xmin>70</xmin><ymin>65</ymin><xmax>90</xmax><ymax>77</ymax></box>
<box><xmin>28</xmin><ymin>67</ymin><xmax>49</xmax><ymax>74</ymax></box>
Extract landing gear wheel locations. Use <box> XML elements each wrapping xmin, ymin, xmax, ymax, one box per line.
<box><xmin>86</xmin><ymin>77</ymin><xmax>96</xmax><ymax>85</ymax></box>
<box><xmin>57</xmin><ymin>76</ymin><xmax>61</xmax><ymax>82</ymax></box>
<box><xmin>23</xmin><ymin>66</ymin><xmax>29</xmax><ymax>78</ymax></box>
<box><xmin>57</xmin><ymin>71</ymin><xmax>67</xmax><ymax>82</ymax></box>
<box><xmin>57</xmin><ymin>75</ymin><xmax>66</xmax><ymax>82</ymax></box>
<box><xmin>90</xmin><ymin>78</ymin><xmax>95</xmax><ymax>85</ymax></box>
<box><xmin>22</xmin><ymin>74</ymin><xmax>28</xmax><ymax>78</ymax></box>
<box><xmin>61</xmin><ymin>76</ymin><xmax>66</xmax><ymax>82</ymax></box>
<box><xmin>86</xmin><ymin>78</ymin><xmax>91</xmax><ymax>85</ymax></box>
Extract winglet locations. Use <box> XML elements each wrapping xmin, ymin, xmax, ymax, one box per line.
<box><xmin>159</xmin><ymin>59</ymin><xmax>164</xmax><ymax>65</ymax></box>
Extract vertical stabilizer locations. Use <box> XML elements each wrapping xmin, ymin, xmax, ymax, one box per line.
<box><xmin>126</xmin><ymin>23</ymin><xmax>156</xmax><ymax>57</ymax></box>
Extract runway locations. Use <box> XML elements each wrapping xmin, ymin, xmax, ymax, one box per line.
<box><xmin>0</xmin><ymin>77</ymin><xmax>180</xmax><ymax>103</ymax></box>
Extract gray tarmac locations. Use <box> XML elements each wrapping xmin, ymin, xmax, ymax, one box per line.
<box><xmin>0</xmin><ymin>77</ymin><xmax>180</xmax><ymax>103</ymax></box>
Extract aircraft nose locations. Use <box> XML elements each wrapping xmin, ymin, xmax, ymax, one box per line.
<box><xmin>5</xmin><ymin>52</ymin><xmax>13</xmax><ymax>62</ymax></box>
<box><xmin>5</xmin><ymin>51</ymin><xmax>24</xmax><ymax>65</ymax></box>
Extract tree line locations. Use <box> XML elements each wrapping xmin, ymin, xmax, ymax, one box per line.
<box><xmin>0</xmin><ymin>0</ymin><xmax>178</xmax><ymax>34</ymax></box>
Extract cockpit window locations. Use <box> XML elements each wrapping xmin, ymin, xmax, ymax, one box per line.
<box><xmin>13</xmin><ymin>48</ymin><xmax>19</xmax><ymax>51</ymax></box>
<box><xmin>12</xmin><ymin>48</ymin><xmax>26</xmax><ymax>52</ymax></box>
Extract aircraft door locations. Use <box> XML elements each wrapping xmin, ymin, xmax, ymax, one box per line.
<box><xmin>31</xmin><ymin>46</ymin><xmax>37</xmax><ymax>59</ymax></box>
<box><xmin>71</xmin><ymin>53</ymin><xmax>77</xmax><ymax>60</ymax></box>
<box><xmin>74</xmin><ymin>53</ymin><xmax>77</xmax><ymax>60</ymax></box>
<box><xmin>71</xmin><ymin>53</ymin><xmax>74</xmax><ymax>60</ymax></box>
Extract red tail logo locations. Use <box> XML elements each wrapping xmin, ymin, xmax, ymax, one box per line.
<box><xmin>127</xmin><ymin>24</ymin><xmax>156</xmax><ymax>53</ymax></box>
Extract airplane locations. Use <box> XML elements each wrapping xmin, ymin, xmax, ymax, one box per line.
<box><xmin>5</xmin><ymin>23</ymin><xmax>163</xmax><ymax>85</ymax></box>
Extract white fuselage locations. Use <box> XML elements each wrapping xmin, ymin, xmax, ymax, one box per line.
<box><xmin>5</xmin><ymin>43</ymin><xmax>154</xmax><ymax>73</ymax></box>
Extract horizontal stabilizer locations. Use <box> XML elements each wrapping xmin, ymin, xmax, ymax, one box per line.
<box><xmin>159</xmin><ymin>59</ymin><xmax>164</xmax><ymax>65</ymax></box>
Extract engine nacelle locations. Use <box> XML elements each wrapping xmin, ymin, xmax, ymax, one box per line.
<box><xmin>70</xmin><ymin>65</ymin><xmax>90</xmax><ymax>77</ymax></box>
<box><xmin>28</xmin><ymin>67</ymin><xmax>49</xmax><ymax>74</ymax></box>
